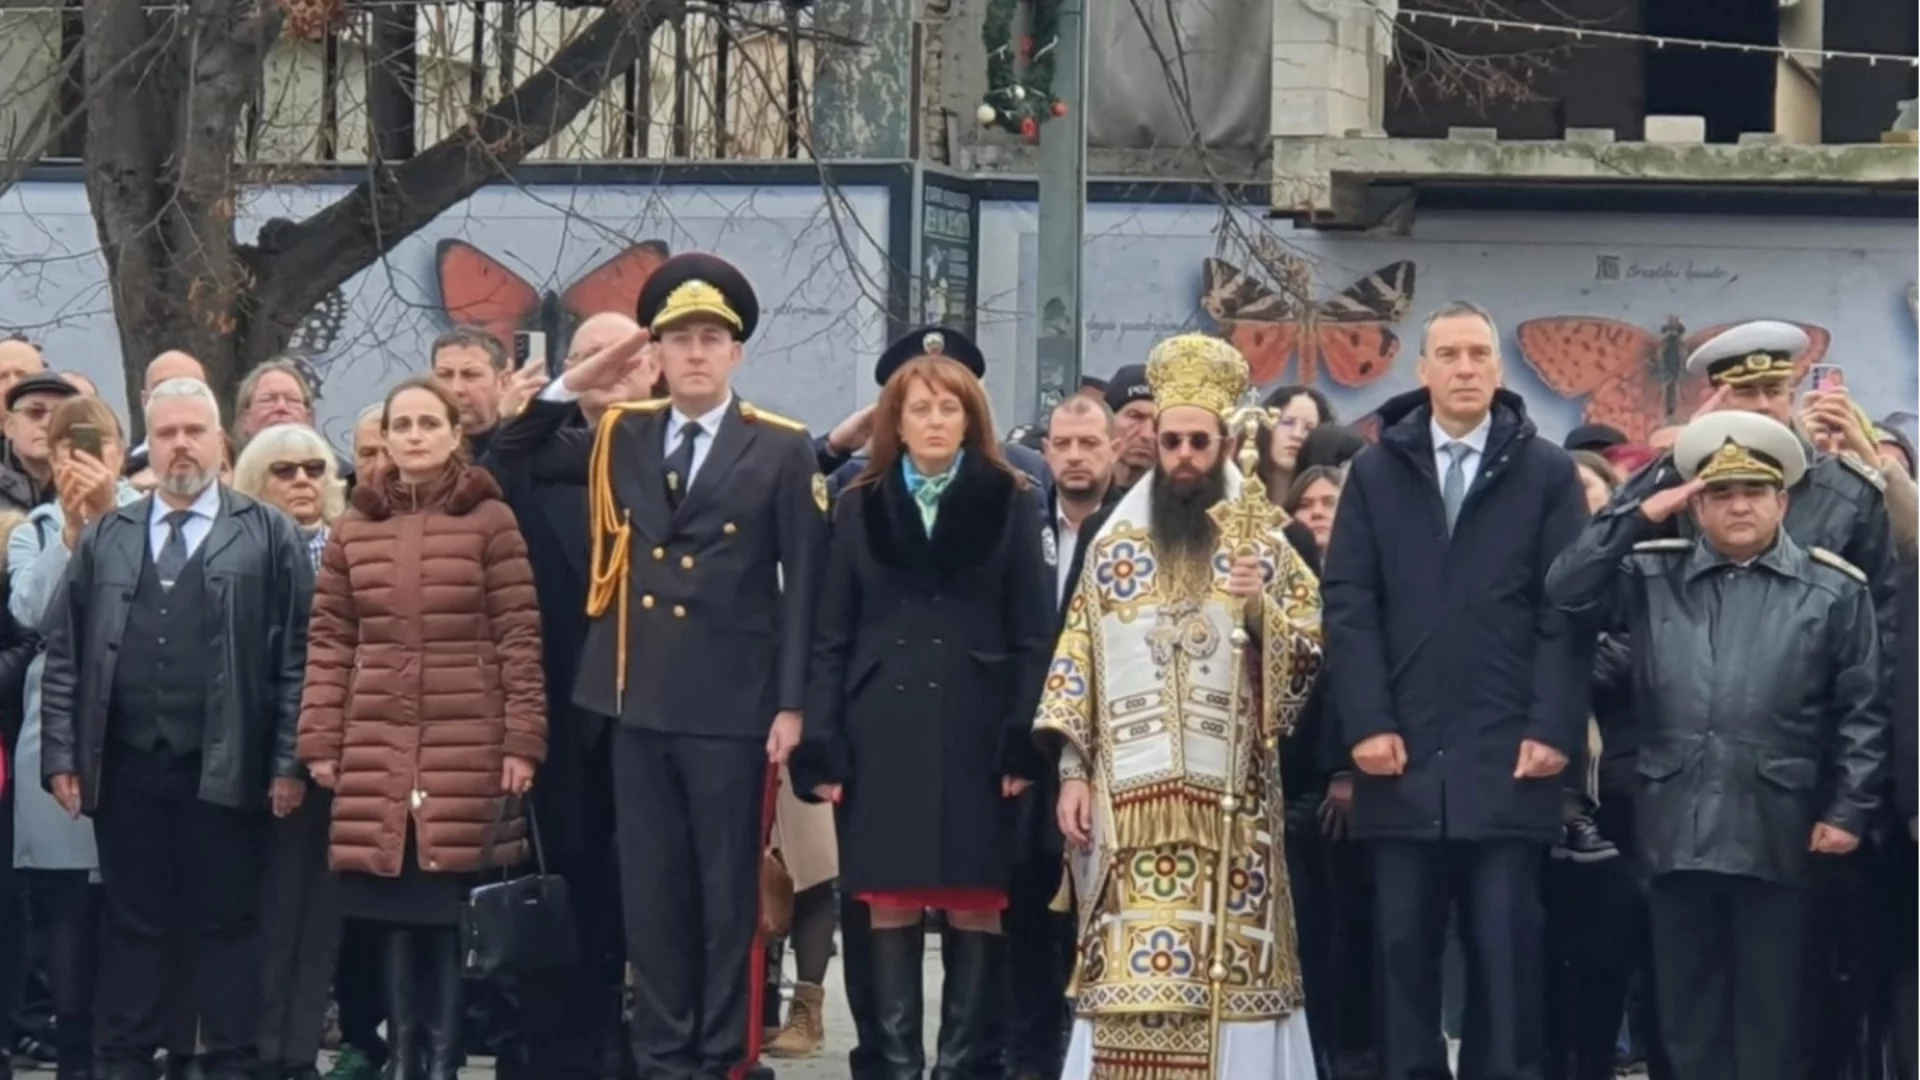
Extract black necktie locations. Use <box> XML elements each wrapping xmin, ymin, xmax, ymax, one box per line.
<box><xmin>156</xmin><ymin>509</ymin><xmax>193</xmax><ymax>589</ymax></box>
<box><xmin>664</xmin><ymin>420</ymin><xmax>700</xmax><ymax>509</ymax></box>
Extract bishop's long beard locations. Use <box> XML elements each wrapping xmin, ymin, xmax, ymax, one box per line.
<box><xmin>1149</xmin><ymin>461</ymin><xmax>1228</xmax><ymax>596</ymax></box>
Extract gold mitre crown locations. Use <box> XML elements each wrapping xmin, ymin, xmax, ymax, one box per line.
<box><xmin>1144</xmin><ymin>333</ymin><xmax>1249</xmax><ymax>417</ymax></box>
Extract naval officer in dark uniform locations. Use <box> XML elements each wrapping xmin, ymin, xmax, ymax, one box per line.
<box><xmin>498</xmin><ymin>252</ymin><xmax>829</xmax><ymax>1080</ymax></box>
<box><xmin>1548</xmin><ymin>410</ymin><xmax>1887</xmax><ymax>1080</ymax></box>
<box><xmin>1597</xmin><ymin>319</ymin><xmax>1899</xmax><ymax>1079</ymax></box>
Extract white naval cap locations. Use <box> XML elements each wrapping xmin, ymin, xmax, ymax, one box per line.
<box><xmin>1683</xmin><ymin>320</ymin><xmax>1811</xmax><ymax>386</ymax></box>
<box><xmin>1674</xmin><ymin>410</ymin><xmax>1807</xmax><ymax>489</ymax></box>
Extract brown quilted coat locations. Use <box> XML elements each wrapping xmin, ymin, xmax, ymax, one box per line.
<box><xmin>296</xmin><ymin>463</ymin><xmax>547</xmax><ymax>877</ymax></box>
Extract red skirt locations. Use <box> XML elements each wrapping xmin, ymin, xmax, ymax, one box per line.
<box><xmin>857</xmin><ymin>888</ymin><xmax>1008</xmax><ymax>912</ymax></box>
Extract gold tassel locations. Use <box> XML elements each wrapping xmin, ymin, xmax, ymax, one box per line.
<box><xmin>1109</xmin><ymin>787</ymin><xmax>1227</xmax><ymax>855</ymax></box>
<box><xmin>1048</xmin><ymin>862</ymin><xmax>1074</xmax><ymax>914</ymax></box>
<box><xmin>587</xmin><ymin>409</ymin><xmax>636</xmax><ymax>708</ymax></box>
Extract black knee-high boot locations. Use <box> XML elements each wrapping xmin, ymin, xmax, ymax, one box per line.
<box><xmin>870</xmin><ymin>926</ymin><xmax>927</xmax><ymax>1080</ymax></box>
<box><xmin>933</xmin><ymin>930</ymin><xmax>1004</xmax><ymax>1080</ymax></box>
<box><xmin>419</xmin><ymin>930</ymin><xmax>464</xmax><ymax>1080</ymax></box>
<box><xmin>379</xmin><ymin>931</ymin><xmax>421</xmax><ymax>1080</ymax></box>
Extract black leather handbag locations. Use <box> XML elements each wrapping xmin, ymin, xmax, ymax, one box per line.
<box><xmin>461</xmin><ymin>797</ymin><xmax>578</xmax><ymax>979</ymax></box>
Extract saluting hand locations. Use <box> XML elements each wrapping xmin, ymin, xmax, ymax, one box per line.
<box><xmin>1638</xmin><ymin>478</ymin><xmax>1706</xmax><ymax>524</ymax></box>
<box><xmin>560</xmin><ymin>329</ymin><xmax>651</xmax><ymax>393</ymax></box>
<box><xmin>1689</xmin><ymin>384</ymin><xmax>1732</xmax><ymax>421</ymax></box>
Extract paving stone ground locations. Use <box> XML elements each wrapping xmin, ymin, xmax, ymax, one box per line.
<box><xmin>15</xmin><ymin>939</ymin><xmax>1648</xmax><ymax>1077</ymax></box>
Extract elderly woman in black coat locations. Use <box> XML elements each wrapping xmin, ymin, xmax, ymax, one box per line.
<box><xmin>795</xmin><ymin>329</ymin><xmax>1051</xmax><ymax>1080</ymax></box>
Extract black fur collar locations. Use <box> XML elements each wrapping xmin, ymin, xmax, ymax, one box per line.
<box><xmin>862</xmin><ymin>451</ymin><xmax>1016</xmax><ymax>576</ymax></box>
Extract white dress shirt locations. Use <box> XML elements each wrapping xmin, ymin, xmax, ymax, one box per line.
<box><xmin>1054</xmin><ymin>508</ymin><xmax>1083</xmax><ymax>605</ymax></box>
<box><xmin>1430</xmin><ymin>413</ymin><xmax>1492</xmax><ymax>494</ymax></box>
<box><xmin>148</xmin><ymin>482</ymin><xmax>220</xmax><ymax>561</ymax></box>
<box><xmin>665</xmin><ymin>395</ymin><xmax>734</xmax><ymax>491</ymax></box>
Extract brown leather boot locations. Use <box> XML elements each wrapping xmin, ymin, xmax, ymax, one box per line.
<box><xmin>764</xmin><ymin>983</ymin><xmax>827</xmax><ymax>1058</ymax></box>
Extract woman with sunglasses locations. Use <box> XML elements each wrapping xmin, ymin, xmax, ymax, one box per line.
<box><xmin>231</xmin><ymin>424</ymin><xmax>356</xmax><ymax>1080</ymax></box>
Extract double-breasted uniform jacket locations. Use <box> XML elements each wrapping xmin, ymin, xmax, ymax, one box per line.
<box><xmin>497</xmin><ymin>394</ymin><xmax>828</xmax><ymax>738</ymax></box>
<box><xmin>1547</xmin><ymin>523</ymin><xmax>1888</xmax><ymax>884</ymax></box>
<box><xmin>792</xmin><ymin>453</ymin><xmax>1052</xmax><ymax>894</ymax></box>
<box><xmin>39</xmin><ymin>487</ymin><xmax>313</xmax><ymax>813</ymax></box>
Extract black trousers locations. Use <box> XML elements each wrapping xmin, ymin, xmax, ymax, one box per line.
<box><xmin>513</xmin><ymin>740</ymin><xmax>628</xmax><ymax>1080</ymax></box>
<box><xmin>256</xmin><ymin>786</ymin><xmax>343</xmax><ymax>1067</ymax></box>
<box><xmin>1003</xmin><ymin>849</ymin><xmax>1074</xmax><ymax>1079</ymax></box>
<box><xmin>1374</xmin><ymin>838</ymin><xmax>1545</xmax><ymax>1080</ymax></box>
<box><xmin>613</xmin><ymin>727</ymin><xmax>767</xmax><ymax>1080</ymax></box>
<box><xmin>1647</xmin><ymin>871</ymin><xmax>1806</xmax><ymax>1080</ymax></box>
<box><xmin>93</xmin><ymin>752</ymin><xmax>267</xmax><ymax>1073</ymax></box>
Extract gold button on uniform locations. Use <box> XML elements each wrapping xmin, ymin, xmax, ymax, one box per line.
<box><xmin>642</xmin><ymin>595</ymin><xmax>656</xmax><ymax>609</ymax></box>
<box><xmin>673</xmin><ymin>605</ymin><xmax>687</xmax><ymax>618</ymax></box>
<box><xmin>723</xmin><ymin>522</ymin><xmax>738</xmax><ymax>536</ymax></box>
<box><xmin>680</xmin><ymin>555</ymin><xmax>695</xmax><ymax>569</ymax></box>
<box><xmin>652</xmin><ymin>547</ymin><xmax>666</xmax><ymax>561</ymax></box>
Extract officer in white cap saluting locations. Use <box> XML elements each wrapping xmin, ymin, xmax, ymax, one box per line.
<box><xmin>1547</xmin><ymin>409</ymin><xmax>1888</xmax><ymax>1080</ymax></box>
<box><xmin>1599</xmin><ymin>318</ymin><xmax>1894</xmax><ymax>652</ymax></box>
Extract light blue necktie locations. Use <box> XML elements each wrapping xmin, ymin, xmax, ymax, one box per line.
<box><xmin>1441</xmin><ymin>442</ymin><xmax>1470</xmax><ymax>533</ymax></box>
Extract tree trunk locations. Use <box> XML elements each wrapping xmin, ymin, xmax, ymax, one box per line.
<box><xmin>82</xmin><ymin>0</ymin><xmax>679</xmax><ymax>435</ymax></box>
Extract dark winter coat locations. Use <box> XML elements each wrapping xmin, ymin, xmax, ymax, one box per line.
<box><xmin>793</xmin><ymin>452</ymin><xmax>1052</xmax><ymax>894</ymax></box>
<box><xmin>1322</xmin><ymin>388</ymin><xmax>1590</xmax><ymax>842</ymax></box>
<box><xmin>296</xmin><ymin>464</ymin><xmax>547</xmax><ymax>877</ymax></box>
<box><xmin>39</xmin><ymin>487</ymin><xmax>313</xmax><ymax>812</ymax></box>
<box><xmin>1547</xmin><ymin>525</ymin><xmax>1886</xmax><ymax>883</ymax></box>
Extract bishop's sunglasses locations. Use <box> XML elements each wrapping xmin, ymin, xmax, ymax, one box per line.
<box><xmin>1157</xmin><ymin>431</ymin><xmax>1215</xmax><ymax>452</ymax></box>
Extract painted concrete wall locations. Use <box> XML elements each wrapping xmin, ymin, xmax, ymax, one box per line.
<box><xmin>976</xmin><ymin>203</ymin><xmax>1919</xmax><ymax>443</ymax></box>
<box><xmin>0</xmin><ymin>181</ymin><xmax>892</xmax><ymax>446</ymax></box>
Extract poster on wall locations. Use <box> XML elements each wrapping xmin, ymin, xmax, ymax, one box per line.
<box><xmin>918</xmin><ymin>170</ymin><xmax>979</xmax><ymax>337</ymax></box>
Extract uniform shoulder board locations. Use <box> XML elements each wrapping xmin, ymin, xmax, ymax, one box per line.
<box><xmin>740</xmin><ymin>402</ymin><xmax>807</xmax><ymax>433</ymax></box>
<box><xmin>1808</xmin><ymin>546</ymin><xmax>1868</xmax><ymax>583</ymax></box>
<box><xmin>1632</xmin><ymin>538</ymin><xmax>1692</xmax><ymax>554</ymax></box>
<box><xmin>1835</xmin><ymin>453</ymin><xmax>1886</xmax><ymax>492</ymax></box>
<box><xmin>609</xmin><ymin>397</ymin><xmax>671</xmax><ymax>418</ymax></box>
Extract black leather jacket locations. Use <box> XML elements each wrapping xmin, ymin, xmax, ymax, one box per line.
<box><xmin>1610</xmin><ymin>445</ymin><xmax>1896</xmax><ymax>676</ymax></box>
<box><xmin>1547</xmin><ymin>512</ymin><xmax>1888</xmax><ymax>884</ymax></box>
<box><xmin>39</xmin><ymin>488</ymin><xmax>313</xmax><ymax>812</ymax></box>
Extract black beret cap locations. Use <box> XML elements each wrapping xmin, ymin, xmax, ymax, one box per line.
<box><xmin>1564</xmin><ymin>423</ymin><xmax>1627</xmax><ymax>452</ymax></box>
<box><xmin>635</xmin><ymin>252</ymin><xmax>759</xmax><ymax>341</ymax></box>
<box><xmin>1104</xmin><ymin>364</ymin><xmax>1153</xmax><ymax>412</ymax></box>
<box><xmin>874</xmin><ymin>326</ymin><xmax>986</xmax><ymax>387</ymax></box>
<box><xmin>6</xmin><ymin>371</ymin><xmax>78</xmax><ymax>411</ymax></box>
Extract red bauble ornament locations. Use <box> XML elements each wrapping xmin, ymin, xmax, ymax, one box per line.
<box><xmin>1050</xmin><ymin>100</ymin><xmax>1068</xmax><ymax>118</ymax></box>
<box><xmin>1020</xmin><ymin>116</ymin><xmax>1039</xmax><ymax>141</ymax></box>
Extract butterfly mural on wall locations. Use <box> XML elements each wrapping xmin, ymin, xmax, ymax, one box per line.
<box><xmin>280</xmin><ymin>287</ymin><xmax>349</xmax><ymax>399</ymax></box>
<box><xmin>1515</xmin><ymin>315</ymin><xmax>1832</xmax><ymax>443</ymax></box>
<box><xmin>435</xmin><ymin>238</ymin><xmax>672</xmax><ymax>366</ymax></box>
<box><xmin>1199</xmin><ymin>239</ymin><xmax>1417</xmax><ymax>387</ymax></box>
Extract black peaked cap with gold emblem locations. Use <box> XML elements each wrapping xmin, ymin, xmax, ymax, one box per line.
<box><xmin>1674</xmin><ymin>410</ymin><xmax>1808</xmax><ymax>490</ymax></box>
<box><xmin>874</xmin><ymin>325</ymin><xmax>986</xmax><ymax>386</ymax></box>
<box><xmin>635</xmin><ymin>252</ymin><xmax>760</xmax><ymax>341</ymax></box>
<box><xmin>1683</xmin><ymin>320</ymin><xmax>1809</xmax><ymax>388</ymax></box>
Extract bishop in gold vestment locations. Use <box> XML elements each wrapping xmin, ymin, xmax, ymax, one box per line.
<box><xmin>1034</xmin><ymin>334</ymin><xmax>1324</xmax><ymax>1080</ymax></box>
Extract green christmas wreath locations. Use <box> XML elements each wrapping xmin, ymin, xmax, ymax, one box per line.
<box><xmin>980</xmin><ymin>0</ymin><xmax>1059</xmax><ymax>135</ymax></box>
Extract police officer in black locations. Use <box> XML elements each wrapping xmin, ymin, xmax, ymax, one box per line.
<box><xmin>1547</xmin><ymin>410</ymin><xmax>1888</xmax><ymax>1080</ymax></box>
<box><xmin>499</xmin><ymin>253</ymin><xmax>828</xmax><ymax>1080</ymax></box>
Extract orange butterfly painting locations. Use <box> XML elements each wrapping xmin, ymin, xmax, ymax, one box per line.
<box><xmin>1515</xmin><ymin>315</ymin><xmax>1832</xmax><ymax>443</ymax></box>
<box><xmin>436</xmin><ymin>238</ymin><xmax>670</xmax><ymax>366</ymax></box>
<box><xmin>1200</xmin><ymin>239</ymin><xmax>1416</xmax><ymax>387</ymax></box>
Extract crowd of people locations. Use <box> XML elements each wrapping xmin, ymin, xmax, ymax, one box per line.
<box><xmin>0</xmin><ymin>252</ymin><xmax>1911</xmax><ymax>1080</ymax></box>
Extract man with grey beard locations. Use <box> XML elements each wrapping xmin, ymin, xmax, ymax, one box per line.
<box><xmin>39</xmin><ymin>378</ymin><xmax>313</xmax><ymax>1080</ymax></box>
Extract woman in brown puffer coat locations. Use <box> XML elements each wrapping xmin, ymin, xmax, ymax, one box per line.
<box><xmin>296</xmin><ymin>377</ymin><xmax>546</xmax><ymax>1080</ymax></box>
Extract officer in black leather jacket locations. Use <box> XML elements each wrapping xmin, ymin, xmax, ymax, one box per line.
<box><xmin>1547</xmin><ymin>411</ymin><xmax>1888</xmax><ymax>1080</ymax></box>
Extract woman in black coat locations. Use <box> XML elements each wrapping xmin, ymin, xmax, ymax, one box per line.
<box><xmin>795</xmin><ymin>342</ymin><xmax>1050</xmax><ymax>1080</ymax></box>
